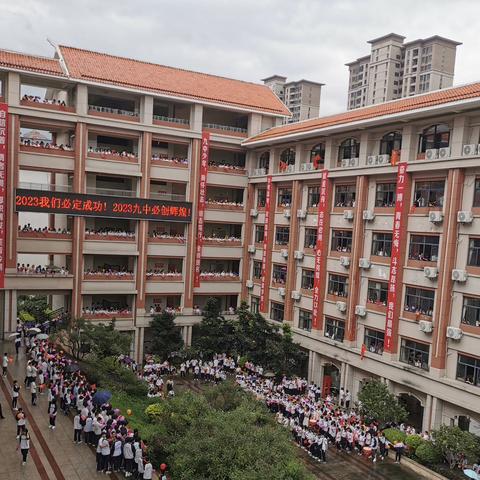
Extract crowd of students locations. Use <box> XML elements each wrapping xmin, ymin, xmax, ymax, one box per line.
<box><xmin>145</xmin><ymin>270</ymin><xmax>182</xmax><ymax>279</ymax></box>
<box><xmin>84</xmin><ymin>265</ymin><xmax>134</xmax><ymax>278</ymax></box>
<box><xmin>208</xmin><ymin>161</ymin><xmax>245</xmax><ymax>171</ymax></box>
<box><xmin>87</xmin><ymin>146</ymin><xmax>137</xmax><ymax>159</ymax></box>
<box><xmin>16</xmin><ymin>264</ymin><xmax>69</xmax><ymax>276</ymax></box>
<box><xmin>151</xmin><ymin>154</ymin><xmax>188</xmax><ymax>165</ymax></box>
<box><xmin>206</xmin><ymin>198</ymin><xmax>244</xmax><ymax>208</ymax></box>
<box><xmin>21</xmin><ymin>95</ymin><xmax>67</xmax><ymax>107</ymax></box>
<box><xmin>20</xmin><ymin>138</ymin><xmax>73</xmax><ymax>150</ymax></box>
<box><xmin>82</xmin><ymin>305</ymin><xmax>132</xmax><ymax>317</ymax></box>
<box><xmin>85</xmin><ymin>228</ymin><xmax>135</xmax><ymax>239</ymax></box>
<box><xmin>202</xmin><ymin>235</ymin><xmax>241</xmax><ymax>243</ymax></box>
<box><xmin>18</xmin><ymin>225</ymin><xmax>71</xmax><ymax>235</ymax></box>
<box><xmin>199</xmin><ymin>271</ymin><xmax>240</xmax><ymax>280</ymax></box>
<box><xmin>148</xmin><ymin>230</ymin><xmax>185</xmax><ymax>241</ymax></box>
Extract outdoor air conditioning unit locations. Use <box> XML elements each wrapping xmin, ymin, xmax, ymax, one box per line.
<box><xmin>359</xmin><ymin>258</ymin><xmax>371</xmax><ymax>269</ymax></box>
<box><xmin>425</xmin><ymin>148</ymin><xmax>438</xmax><ymax>160</ymax></box>
<box><xmin>246</xmin><ymin>280</ymin><xmax>254</xmax><ymax>289</ymax></box>
<box><xmin>291</xmin><ymin>291</ymin><xmax>301</xmax><ymax>300</ymax></box>
<box><xmin>297</xmin><ymin>209</ymin><xmax>307</xmax><ymax>219</ymax></box>
<box><xmin>294</xmin><ymin>250</ymin><xmax>304</xmax><ymax>260</ymax></box>
<box><xmin>350</xmin><ymin>157</ymin><xmax>359</xmax><ymax>167</ymax></box>
<box><xmin>250</xmin><ymin>208</ymin><xmax>258</xmax><ymax>217</ymax></box>
<box><xmin>341</xmin><ymin>159</ymin><xmax>349</xmax><ymax>168</ymax></box>
<box><xmin>452</xmin><ymin>269</ymin><xmax>468</xmax><ymax>282</ymax></box>
<box><xmin>340</xmin><ymin>256</ymin><xmax>350</xmax><ymax>267</ymax></box>
<box><xmin>247</xmin><ymin>245</ymin><xmax>256</xmax><ymax>254</ymax></box>
<box><xmin>419</xmin><ymin>320</ymin><xmax>433</xmax><ymax>333</ymax></box>
<box><xmin>281</xmin><ymin>249</ymin><xmax>289</xmax><ymax>258</ymax></box>
<box><xmin>438</xmin><ymin>147</ymin><xmax>451</xmax><ymax>159</ymax></box>
<box><xmin>301</xmin><ymin>163</ymin><xmax>314</xmax><ymax>172</ymax></box>
<box><xmin>457</xmin><ymin>211</ymin><xmax>474</xmax><ymax>224</ymax></box>
<box><xmin>355</xmin><ymin>305</ymin><xmax>366</xmax><ymax>317</ymax></box>
<box><xmin>446</xmin><ymin>326</ymin><xmax>463</xmax><ymax>340</ymax></box>
<box><xmin>255</xmin><ymin>168</ymin><xmax>267</xmax><ymax>176</ymax></box>
<box><xmin>429</xmin><ymin>211</ymin><xmax>443</xmax><ymax>223</ymax></box>
<box><xmin>462</xmin><ymin>144</ymin><xmax>478</xmax><ymax>156</ymax></box>
<box><xmin>363</xmin><ymin>209</ymin><xmax>375</xmax><ymax>221</ymax></box>
<box><xmin>377</xmin><ymin>154</ymin><xmax>391</xmax><ymax>165</ymax></box>
<box><xmin>343</xmin><ymin>210</ymin><xmax>354</xmax><ymax>220</ymax></box>
<box><xmin>336</xmin><ymin>301</ymin><xmax>347</xmax><ymax>312</ymax></box>
<box><xmin>278</xmin><ymin>287</ymin><xmax>286</xmax><ymax>297</ymax></box>
<box><xmin>423</xmin><ymin>266</ymin><xmax>438</xmax><ymax>279</ymax></box>
<box><xmin>367</xmin><ymin>155</ymin><xmax>377</xmax><ymax>165</ymax></box>
<box><xmin>284</xmin><ymin>209</ymin><xmax>291</xmax><ymax>218</ymax></box>
<box><xmin>286</xmin><ymin>164</ymin><xmax>295</xmax><ymax>173</ymax></box>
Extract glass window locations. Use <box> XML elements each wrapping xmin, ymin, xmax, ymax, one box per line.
<box><xmin>409</xmin><ymin>235</ymin><xmax>440</xmax><ymax>262</ymax></box>
<box><xmin>375</xmin><ymin>183</ymin><xmax>396</xmax><ymax>207</ymax></box>
<box><xmin>310</xmin><ymin>143</ymin><xmax>325</xmax><ymax>169</ymax></box>
<box><xmin>468</xmin><ymin>238</ymin><xmax>480</xmax><ymax>267</ymax></box>
<box><xmin>251</xmin><ymin>296</ymin><xmax>259</xmax><ymax>314</ymax></box>
<box><xmin>371</xmin><ymin>232</ymin><xmax>392</xmax><ymax>257</ymax></box>
<box><xmin>331</xmin><ymin>230</ymin><xmax>352</xmax><ymax>253</ymax></box>
<box><xmin>473</xmin><ymin>178</ymin><xmax>480</xmax><ymax>207</ymax></box>
<box><xmin>364</xmin><ymin>328</ymin><xmax>385</xmax><ymax>355</ymax></box>
<box><xmin>298</xmin><ymin>309</ymin><xmax>312</xmax><ymax>331</ymax></box>
<box><xmin>255</xmin><ymin>225</ymin><xmax>265</xmax><ymax>243</ymax></box>
<box><xmin>462</xmin><ymin>296</ymin><xmax>480</xmax><ymax>327</ymax></box>
<box><xmin>280</xmin><ymin>148</ymin><xmax>295</xmax><ymax>166</ymax></box>
<box><xmin>328</xmin><ymin>274</ymin><xmax>348</xmax><ymax>297</ymax></box>
<box><xmin>257</xmin><ymin>189</ymin><xmax>266</xmax><ymax>208</ymax></box>
<box><xmin>404</xmin><ymin>286</ymin><xmax>435</xmax><ymax>317</ymax></box>
<box><xmin>413</xmin><ymin>180</ymin><xmax>445</xmax><ymax>208</ymax></box>
<box><xmin>275</xmin><ymin>226</ymin><xmax>290</xmax><ymax>245</ymax></box>
<box><xmin>270</xmin><ymin>302</ymin><xmax>284</xmax><ymax>322</ymax></box>
<box><xmin>324</xmin><ymin>317</ymin><xmax>345</xmax><ymax>342</ymax></box>
<box><xmin>400</xmin><ymin>339</ymin><xmax>429</xmax><ymax>370</ymax></box>
<box><xmin>304</xmin><ymin>228</ymin><xmax>317</xmax><ymax>249</ymax></box>
<box><xmin>253</xmin><ymin>261</ymin><xmax>262</xmax><ymax>279</ymax></box>
<box><xmin>334</xmin><ymin>184</ymin><xmax>356</xmax><ymax>207</ymax></box>
<box><xmin>456</xmin><ymin>354</ymin><xmax>480</xmax><ymax>387</ymax></box>
<box><xmin>338</xmin><ymin>138</ymin><xmax>360</xmax><ymax>162</ymax></box>
<box><xmin>307</xmin><ymin>186</ymin><xmax>320</xmax><ymax>207</ymax></box>
<box><xmin>272</xmin><ymin>264</ymin><xmax>287</xmax><ymax>284</ymax></box>
<box><xmin>380</xmin><ymin>131</ymin><xmax>402</xmax><ymax>155</ymax></box>
<box><xmin>419</xmin><ymin>124</ymin><xmax>450</xmax><ymax>152</ymax></box>
<box><xmin>278</xmin><ymin>188</ymin><xmax>292</xmax><ymax>207</ymax></box>
<box><xmin>301</xmin><ymin>269</ymin><xmax>314</xmax><ymax>290</ymax></box>
<box><xmin>259</xmin><ymin>152</ymin><xmax>270</xmax><ymax>170</ymax></box>
<box><xmin>367</xmin><ymin>281</ymin><xmax>388</xmax><ymax>306</ymax></box>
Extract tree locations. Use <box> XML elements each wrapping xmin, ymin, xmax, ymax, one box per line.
<box><xmin>234</xmin><ymin>301</ymin><xmax>255</xmax><ymax>356</ymax></box>
<box><xmin>148</xmin><ymin>311</ymin><xmax>183</xmax><ymax>359</ymax></box>
<box><xmin>82</xmin><ymin>321</ymin><xmax>132</xmax><ymax>359</ymax></box>
<box><xmin>357</xmin><ymin>379</ymin><xmax>407</xmax><ymax>425</ymax></box>
<box><xmin>18</xmin><ymin>295</ymin><xmax>52</xmax><ymax>323</ymax></box>
<box><xmin>55</xmin><ymin>317</ymin><xmax>88</xmax><ymax>360</ymax></box>
<box><xmin>432</xmin><ymin>425</ymin><xmax>480</xmax><ymax>469</ymax></box>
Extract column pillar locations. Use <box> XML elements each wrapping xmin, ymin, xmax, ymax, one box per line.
<box><xmin>190</xmin><ymin>104</ymin><xmax>203</xmax><ymax>133</ymax></box>
<box><xmin>135</xmin><ymin>327</ymin><xmax>145</xmax><ymax>363</ymax></box>
<box><xmin>75</xmin><ymin>84</ymin><xmax>88</xmax><ymax>116</ymax></box>
<box><xmin>430</xmin><ymin>397</ymin><xmax>443</xmax><ymax>429</ymax></box>
<box><xmin>423</xmin><ymin>394</ymin><xmax>433</xmax><ymax>432</ymax></box>
<box><xmin>6</xmin><ymin>72</ymin><xmax>20</xmax><ymax>106</ymax></box>
<box><xmin>307</xmin><ymin>350</ymin><xmax>315</xmax><ymax>383</ymax></box>
<box><xmin>241</xmin><ymin>183</ymin><xmax>255</xmax><ymax>301</ymax></box>
<box><xmin>140</xmin><ymin>95</ymin><xmax>153</xmax><ymax>125</ymax></box>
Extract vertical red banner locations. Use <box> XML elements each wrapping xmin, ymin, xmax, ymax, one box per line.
<box><xmin>384</xmin><ymin>162</ymin><xmax>408</xmax><ymax>351</ymax></box>
<box><xmin>312</xmin><ymin>170</ymin><xmax>329</xmax><ymax>328</ymax></box>
<box><xmin>0</xmin><ymin>103</ymin><xmax>7</xmax><ymax>289</ymax></box>
<box><xmin>193</xmin><ymin>132</ymin><xmax>209</xmax><ymax>288</ymax></box>
<box><xmin>260</xmin><ymin>175</ymin><xmax>273</xmax><ymax>312</ymax></box>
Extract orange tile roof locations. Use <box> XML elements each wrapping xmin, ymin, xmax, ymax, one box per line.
<box><xmin>0</xmin><ymin>49</ymin><xmax>64</xmax><ymax>76</ymax></box>
<box><xmin>59</xmin><ymin>46</ymin><xmax>290</xmax><ymax>116</ymax></box>
<box><xmin>244</xmin><ymin>82</ymin><xmax>480</xmax><ymax>144</ymax></box>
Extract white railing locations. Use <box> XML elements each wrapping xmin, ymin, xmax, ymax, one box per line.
<box><xmin>89</xmin><ymin>104</ymin><xmax>139</xmax><ymax>117</ymax></box>
<box><xmin>153</xmin><ymin>114</ymin><xmax>189</xmax><ymax>125</ymax></box>
<box><xmin>202</xmin><ymin>123</ymin><xmax>247</xmax><ymax>134</ymax></box>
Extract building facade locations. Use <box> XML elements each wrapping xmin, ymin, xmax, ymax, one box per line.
<box><xmin>346</xmin><ymin>34</ymin><xmax>461</xmax><ymax>110</ymax></box>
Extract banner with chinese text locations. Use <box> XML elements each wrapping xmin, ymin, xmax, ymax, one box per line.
<box><xmin>260</xmin><ymin>175</ymin><xmax>273</xmax><ymax>312</ymax></box>
<box><xmin>0</xmin><ymin>103</ymin><xmax>7</xmax><ymax>289</ymax></box>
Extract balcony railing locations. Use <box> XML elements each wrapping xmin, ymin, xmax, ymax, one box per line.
<box><xmin>85</xmin><ymin>186</ymin><xmax>136</xmax><ymax>198</ymax></box>
<box><xmin>202</xmin><ymin>123</ymin><xmax>247</xmax><ymax>134</ymax></box>
<box><xmin>150</xmin><ymin>192</ymin><xmax>186</xmax><ymax>202</ymax></box>
<box><xmin>18</xmin><ymin>182</ymin><xmax>72</xmax><ymax>193</ymax></box>
<box><xmin>88</xmin><ymin>105</ymin><xmax>139</xmax><ymax>118</ymax></box>
<box><xmin>153</xmin><ymin>114</ymin><xmax>189</xmax><ymax>126</ymax></box>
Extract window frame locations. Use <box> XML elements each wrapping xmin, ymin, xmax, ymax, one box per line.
<box><xmin>408</xmin><ymin>234</ymin><xmax>440</xmax><ymax>262</ymax></box>
<box><xmin>375</xmin><ymin>182</ymin><xmax>396</xmax><ymax>208</ymax></box>
<box><xmin>272</xmin><ymin>264</ymin><xmax>287</xmax><ymax>284</ymax></box>
<box><xmin>338</xmin><ymin>138</ymin><xmax>360</xmax><ymax>161</ymax></box>
<box><xmin>257</xmin><ymin>188</ymin><xmax>266</xmax><ymax>208</ymax></box>
<box><xmin>331</xmin><ymin>229</ymin><xmax>353</xmax><ymax>253</ymax></box>
<box><xmin>298</xmin><ymin>309</ymin><xmax>312</xmax><ymax>331</ymax></box>
<box><xmin>413</xmin><ymin>180</ymin><xmax>445</xmax><ymax>208</ymax></box>
<box><xmin>400</xmin><ymin>338</ymin><xmax>430</xmax><ymax>370</ymax></box>
<box><xmin>254</xmin><ymin>225</ymin><xmax>265</xmax><ymax>244</ymax></box>
<box><xmin>310</xmin><ymin>143</ymin><xmax>325</xmax><ymax>168</ymax></box>
<box><xmin>367</xmin><ymin>280</ymin><xmax>388</xmax><ymax>306</ymax></box>
<box><xmin>270</xmin><ymin>301</ymin><xmax>284</xmax><ymax>322</ymax></box>
<box><xmin>334</xmin><ymin>184</ymin><xmax>356</xmax><ymax>208</ymax></box>
<box><xmin>304</xmin><ymin>228</ymin><xmax>317</xmax><ymax>249</ymax></box>
<box><xmin>380</xmin><ymin>131</ymin><xmax>402</xmax><ymax>155</ymax></box>
<box><xmin>275</xmin><ymin>226</ymin><xmax>290</xmax><ymax>246</ymax></box>
<box><xmin>419</xmin><ymin>124</ymin><xmax>450</xmax><ymax>153</ymax></box>
<box><xmin>307</xmin><ymin>186</ymin><xmax>320</xmax><ymax>208</ymax></box>
<box><xmin>371</xmin><ymin>232</ymin><xmax>392</xmax><ymax>257</ymax></box>
<box><xmin>253</xmin><ymin>260</ymin><xmax>262</xmax><ymax>279</ymax></box>
<box><xmin>324</xmin><ymin>317</ymin><xmax>345</xmax><ymax>342</ymax></box>
<box><xmin>456</xmin><ymin>354</ymin><xmax>480</xmax><ymax>387</ymax></box>
<box><xmin>328</xmin><ymin>273</ymin><xmax>349</xmax><ymax>297</ymax></box>
<box><xmin>301</xmin><ymin>269</ymin><xmax>314</xmax><ymax>290</ymax></box>
<box><xmin>280</xmin><ymin>148</ymin><xmax>296</xmax><ymax>166</ymax></box>
<box><xmin>277</xmin><ymin>187</ymin><xmax>292</xmax><ymax>207</ymax></box>
<box><xmin>404</xmin><ymin>286</ymin><xmax>435</xmax><ymax>317</ymax></box>
<box><xmin>467</xmin><ymin>238</ymin><xmax>480</xmax><ymax>267</ymax></box>
<box><xmin>462</xmin><ymin>295</ymin><xmax>480</xmax><ymax>327</ymax></box>
<box><xmin>364</xmin><ymin>328</ymin><xmax>385</xmax><ymax>355</ymax></box>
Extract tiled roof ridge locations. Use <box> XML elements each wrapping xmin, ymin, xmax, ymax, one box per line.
<box><xmin>0</xmin><ymin>47</ymin><xmax>58</xmax><ymax>62</ymax></box>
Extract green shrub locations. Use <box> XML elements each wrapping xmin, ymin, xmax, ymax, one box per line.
<box><xmin>145</xmin><ymin>403</ymin><xmax>164</xmax><ymax>421</ymax></box>
<box><xmin>383</xmin><ymin>428</ymin><xmax>407</xmax><ymax>444</ymax></box>
<box><xmin>415</xmin><ymin>441</ymin><xmax>442</xmax><ymax>465</ymax></box>
<box><xmin>405</xmin><ymin>434</ymin><xmax>424</xmax><ymax>453</ymax></box>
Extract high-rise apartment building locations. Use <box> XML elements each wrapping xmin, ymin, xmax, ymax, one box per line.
<box><xmin>262</xmin><ymin>75</ymin><xmax>323</xmax><ymax>123</ymax></box>
<box><xmin>346</xmin><ymin>33</ymin><xmax>461</xmax><ymax>110</ymax></box>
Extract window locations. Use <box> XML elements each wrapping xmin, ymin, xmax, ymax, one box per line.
<box><xmin>473</xmin><ymin>178</ymin><xmax>480</xmax><ymax>207</ymax></box>
<box><xmin>462</xmin><ymin>296</ymin><xmax>480</xmax><ymax>327</ymax></box>
<box><xmin>259</xmin><ymin>151</ymin><xmax>270</xmax><ymax>170</ymax></box>
<box><xmin>280</xmin><ymin>148</ymin><xmax>295</xmax><ymax>166</ymax></box>
<box><xmin>255</xmin><ymin>225</ymin><xmax>265</xmax><ymax>243</ymax></box>
<box><xmin>375</xmin><ymin>183</ymin><xmax>396</xmax><ymax>207</ymax></box>
<box><xmin>310</xmin><ymin>143</ymin><xmax>325</xmax><ymax>168</ymax></box>
<box><xmin>298</xmin><ymin>309</ymin><xmax>312</xmax><ymax>331</ymax></box>
<box><xmin>371</xmin><ymin>232</ymin><xmax>392</xmax><ymax>257</ymax></box>
<box><xmin>338</xmin><ymin>138</ymin><xmax>360</xmax><ymax>162</ymax></box>
<box><xmin>419</xmin><ymin>124</ymin><xmax>450</xmax><ymax>152</ymax></box>
<box><xmin>275</xmin><ymin>226</ymin><xmax>290</xmax><ymax>245</ymax></box>
<box><xmin>413</xmin><ymin>180</ymin><xmax>445</xmax><ymax>208</ymax></box>
<box><xmin>304</xmin><ymin>228</ymin><xmax>317</xmax><ymax>249</ymax></box>
<box><xmin>253</xmin><ymin>261</ymin><xmax>262</xmax><ymax>279</ymax></box>
<box><xmin>468</xmin><ymin>238</ymin><xmax>480</xmax><ymax>267</ymax></box>
<box><xmin>307</xmin><ymin>186</ymin><xmax>320</xmax><ymax>207</ymax></box>
<box><xmin>404</xmin><ymin>286</ymin><xmax>434</xmax><ymax>317</ymax></box>
<box><xmin>251</xmin><ymin>296</ymin><xmax>259</xmax><ymax>314</ymax></box>
<box><xmin>400</xmin><ymin>339</ymin><xmax>429</xmax><ymax>370</ymax></box>
<box><xmin>331</xmin><ymin>230</ymin><xmax>352</xmax><ymax>253</ymax></box>
<box><xmin>364</xmin><ymin>329</ymin><xmax>385</xmax><ymax>355</ymax></box>
<box><xmin>257</xmin><ymin>189</ymin><xmax>266</xmax><ymax>208</ymax></box>
<box><xmin>328</xmin><ymin>274</ymin><xmax>348</xmax><ymax>297</ymax></box>
<box><xmin>270</xmin><ymin>302</ymin><xmax>284</xmax><ymax>322</ymax></box>
<box><xmin>277</xmin><ymin>188</ymin><xmax>292</xmax><ymax>207</ymax></box>
<box><xmin>324</xmin><ymin>317</ymin><xmax>345</xmax><ymax>342</ymax></box>
<box><xmin>272</xmin><ymin>264</ymin><xmax>287</xmax><ymax>284</ymax></box>
<box><xmin>409</xmin><ymin>235</ymin><xmax>439</xmax><ymax>262</ymax></box>
<box><xmin>367</xmin><ymin>281</ymin><xmax>388</xmax><ymax>306</ymax></box>
<box><xmin>456</xmin><ymin>354</ymin><xmax>480</xmax><ymax>387</ymax></box>
<box><xmin>334</xmin><ymin>184</ymin><xmax>356</xmax><ymax>207</ymax></box>
<box><xmin>380</xmin><ymin>131</ymin><xmax>402</xmax><ymax>155</ymax></box>
<box><xmin>301</xmin><ymin>269</ymin><xmax>314</xmax><ymax>290</ymax></box>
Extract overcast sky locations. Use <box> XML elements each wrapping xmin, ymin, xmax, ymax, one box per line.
<box><xmin>0</xmin><ymin>0</ymin><xmax>478</xmax><ymax>115</ymax></box>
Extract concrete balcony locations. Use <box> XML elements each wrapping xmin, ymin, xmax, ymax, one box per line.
<box><xmin>204</xmin><ymin>207</ymin><xmax>245</xmax><ymax>223</ymax></box>
<box><xmin>152</xmin><ymin>115</ymin><xmax>190</xmax><ymax>130</ymax></box>
<box><xmin>20</xmin><ymin>99</ymin><xmax>76</xmax><ymax>114</ymax></box>
<box><xmin>83</xmin><ymin>238</ymin><xmax>139</xmax><ymax>256</ymax></box>
<box><xmin>150</xmin><ymin>163</ymin><xmax>189</xmax><ymax>182</ymax></box>
<box><xmin>195</xmin><ymin>276</ymin><xmax>241</xmax><ymax>294</ymax></box>
<box><xmin>202</xmin><ymin>123</ymin><xmax>247</xmax><ymax>138</ymax></box>
<box><xmin>202</xmin><ymin>244</ymin><xmax>243</xmax><ymax>258</ymax></box>
<box><xmin>206</xmin><ymin>170</ymin><xmax>248</xmax><ymax>188</ymax></box>
<box><xmin>5</xmin><ymin>273</ymin><xmax>74</xmax><ymax>291</ymax></box>
<box><xmin>81</xmin><ymin>278</ymin><xmax>137</xmax><ymax>294</ymax></box>
<box><xmin>88</xmin><ymin>104</ymin><xmax>140</xmax><ymax>122</ymax></box>
<box><xmin>17</xmin><ymin>232</ymin><xmax>72</xmax><ymax>254</ymax></box>
<box><xmin>19</xmin><ymin>145</ymin><xmax>75</xmax><ymax>171</ymax></box>
<box><xmin>83</xmin><ymin>312</ymin><xmax>134</xmax><ymax>321</ymax></box>
<box><xmin>147</xmin><ymin>238</ymin><xmax>186</xmax><ymax>257</ymax></box>
<box><xmin>145</xmin><ymin>278</ymin><xmax>184</xmax><ymax>294</ymax></box>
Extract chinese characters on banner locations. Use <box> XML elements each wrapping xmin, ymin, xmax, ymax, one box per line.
<box><xmin>0</xmin><ymin>103</ymin><xmax>7</xmax><ymax>289</ymax></box>
<box><xmin>384</xmin><ymin>162</ymin><xmax>408</xmax><ymax>351</ymax></box>
<box><xmin>193</xmin><ymin>132</ymin><xmax>210</xmax><ymax>287</ymax></box>
<box><xmin>260</xmin><ymin>175</ymin><xmax>273</xmax><ymax>312</ymax></box>
<box><xmin>312</xmin><ymin>170</ymin><xmax>329</xmax><ymax>328</ymax></box>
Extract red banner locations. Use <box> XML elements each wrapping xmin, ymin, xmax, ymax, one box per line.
<box><xmin>260</xmin><ymin>175</ymin><xmax>273</xmax><ymax>312</ymax></box>
<box><xmin>193</xmin><ymin>132</ymin><xmax>210</xmax><ymax>287</ymax></box>
<box><xmin>384</xmin><ymin>162</ymin><xmax>408</xmax><ymax>351</ymax></box>
<box><xmin>0</xmin><ymin>104</ymin><xmax>7</xmax><ymax>289</ymax></box>
<box><xmin>312</xmin><ymin>169</ymin><xmax>329</xmax><ymax>328</ymax></box>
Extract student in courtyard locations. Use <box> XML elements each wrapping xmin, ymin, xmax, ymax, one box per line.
<box><xmin>17</xmin><ymin>428</ymin><xmax>31</xmax><ymax>465</ymax></box>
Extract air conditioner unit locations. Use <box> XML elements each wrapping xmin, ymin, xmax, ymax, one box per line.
<box><xmin>284</xmin><ymin>209</ymin><xmax>291</xmax><ymax>218</ymax></box>
<box><xmin>343</xmin><ymin>210</ymin><xmax>354</xmax><ymax>220</ymax></box>
<box><xmin>457</xmin><ymin>211</ymin><xmax>473</xmax><ymax>224</ymax></box>
<box><xmin>281</xmin><ymin>249</ymin><xmax>289</xmax><ymax>258</ymax></box>
<box><xmin>340</xmin><ymin>256</ymin><xmax>350</xmax><ymax>267</ymax></box>
<box><xmin>350</xmin><ymin>157</ymin><xmax>359</xmax><ymax>167</ymax></box>
<box><xmin>438</xmin><ymin>147</ymin><xmax>451</xmax><ymax>159</ymax></box>
<box><xmin>359</xmin><ymin>258</ymin><xmax>371</xmax><ymax>269</ymax></box>
<box><xmin>286</xmin><ymin>164</ymin><xmax>295</xmax><ymax>173</ymax></box>
<box><xmin>462</xmin><ymin>144</ymin><xmax>477</xmax><ymax>156</ymax></box>
<box><xmin>423</xmin><ymin>266</ymin><xmax>438</xmax><ymax>279</ymax></box>
<box><xmin>250</xmin><ymin>208</ymin><xmax>258</xmax><ymax>217</ymax></box>
<box><xmin>355</xmin><ymin>305</ymin><xmax>366</xmax><ymax>317</ymax></box>
<box><xmin>377</xmin><ymin>154</ymin><xmax>391</xmax><ymax>165</ymax></box>
<box><xmin>247</xmin><ymin>245</ymin><xmax>256</xmax><ymax>253</ymax></box>
<box><xmin>294</xmin><ymin>250</ymin><xmax>304</xmax><ymax>260</ymax></box>
<box><xmin>429</xmin><ymin>211</ymin><xmax>443</xmax><ymax>223</ymax></box>
<box><xmin>425</xmin><ymin>148</ymin><xmax>438</xmax><ymax>160</ymax></box>
<box><xmin>363</xmin><ymin>209</ymin><xmax>375</xmax><ymax>221</ymax></box>
<box><xmin>341</xmin><ymin>159</ymin><xmax>349</xmax><ymax>168</ymax></box>
<box><xmin>452</xmin><ymin>269</ymin><xmax>468</xmax><ymax>282</ymax></box>
<box><xmin>254</xmin><ymin>168</ymin><xmax>266</xmax><ymax>176</ymax></box>
<box><xmin>297</xmin><ymin>209</ymin><xmax>306</xmax><ymax>219</ymax></box>
<box><xmin>278</xmin><ymin>287</ymin><xmax>286</xmax><ymax>297</ymax></box>
<box><xmin>419</xmin><ymin>320</ymin><xmax>433</xmax><ymax>333</ymax></box>
<box><xmin>246</xmin><ymin>280</ymin><xmax>254</xmax><ymax>289</ymax></box>
<box><xmin>336</xmin><ymin>301</ymin><xmax>347</xmax><ymax>312</ymax></box>
<box><xmin>367</xmin><ymin>155</ymin><xmax>377</xmax><ymax>165</ymax></box>
<box><xmin>291</xmin><ymin>291</ymin><xmax>301</xmax><ymax>300</ymax></box>
<box><xmin>301</xmin><ymin>163</ymin><xmax>314</xmax><ymax>172</ymax></box>
<box><xmin>446</xmin><ymin>326</ymin><xmax>463</xmax><ymax>340</ymax></box>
